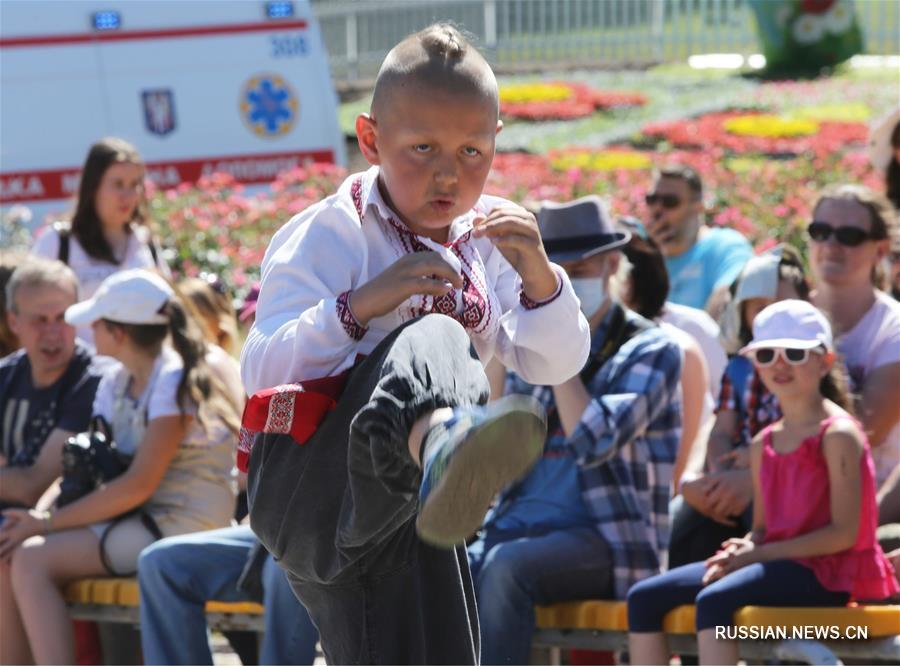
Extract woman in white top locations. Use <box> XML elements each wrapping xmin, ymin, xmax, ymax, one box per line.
<box><xmin>0</xmin><ymin>269</ymin><xmax>241</xmax><ymax>666</ymax></box>
<box><xmin>31</xmin><ymin>138</ymin><xmax>170</xmax><ymax>345</ymax></box>
<box><xmin>809</xmin><ymin>184</ymin><xmax>900</xmax><ymax>488</ymax></box>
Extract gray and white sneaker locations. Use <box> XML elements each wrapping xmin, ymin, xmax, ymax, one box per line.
<box><xmin>416</xmin><ymin>395</ymin><xmax>547</xmax><ymax>548</ymax></box>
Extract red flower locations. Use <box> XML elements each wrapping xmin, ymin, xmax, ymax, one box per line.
<box><xmin>801</xmin><ymin>0</ymin><xmax>836</xmax><ymax>15</ymax></box>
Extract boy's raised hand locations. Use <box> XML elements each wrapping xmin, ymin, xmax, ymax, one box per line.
<box><xmin>473</xmin><ymin>205</ymin><xmax>558</xmax><ymax>301</ymax></box>
<box><xmin>349</xmin><ymin>252</ymin><xmax>463</xmax><ymax>326</ymax></box>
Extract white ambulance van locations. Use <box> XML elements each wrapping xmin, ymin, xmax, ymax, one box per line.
<box><xmin>0</xmin><ymin>0</ymin><xmax>345</xmax><ymax>224</ymax></box>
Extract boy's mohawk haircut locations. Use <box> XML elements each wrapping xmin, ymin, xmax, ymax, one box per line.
<box><xmin>417</xmin><ymin>23</ymin><xmax>468</xmax><ymax>60</ymax></box>
<box><xmin>371</xmin><ymin>21</ymin><xmax>497</xmax><ymax>120</ymax></box>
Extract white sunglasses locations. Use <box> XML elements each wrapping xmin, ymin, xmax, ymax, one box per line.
<box><xmin>750</xmin><ymin>347</ymin><xmax>823</xmax><ymax>367</ymax></box>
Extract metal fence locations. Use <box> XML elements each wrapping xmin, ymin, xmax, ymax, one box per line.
<box><xmin>310</xmin><ymin>0</ymin><xmax>900</xmax><ymax>82</ymax></box>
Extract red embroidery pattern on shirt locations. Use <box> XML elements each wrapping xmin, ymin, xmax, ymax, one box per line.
<box><xmin>336</xmin><ymin>290</ymin><xmax>366</xmax><ymax>341</ymax></box>
<box><xmin>350</xmin><ymin>175</ymin><xmax>490</xmax><ymax>332</ymax></box>
<box><xmin>519</xmin><ymin>272</ymin><xmax>563</xmax><ymax>310</ymax></box>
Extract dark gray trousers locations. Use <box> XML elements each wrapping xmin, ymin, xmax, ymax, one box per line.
<box><xmin>247</xmin><ymin>315</ymin><xmax>491</xmax><ymax>664</ymax></box>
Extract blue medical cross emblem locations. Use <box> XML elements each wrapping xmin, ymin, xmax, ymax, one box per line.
<box><xmin>240</xmin><ymin>74</ymin><xmax>298</xmax><ymax>137</ymax></box>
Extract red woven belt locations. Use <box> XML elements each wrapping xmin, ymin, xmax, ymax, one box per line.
<box><xmin>236</xmin><ymin>372</ymin><xmax>349</xmax><ymax>472</ymax></box>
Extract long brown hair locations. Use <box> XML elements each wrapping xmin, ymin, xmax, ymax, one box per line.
<box><xmin>104</xmin><ymin>298</ymin><xmax>241</xmax><ymax>434</ymax></box>
<box><xmin>177</xmin><ymin>277</ymin><xmax>239</xmax><ymax>356</ymax></box>
<box><xmin>71</xmin><ymin>138</ymin><xmax>148</xmax><ymax>264</ymax></box>
<box><xmin>821</xmin><ymin>359</ymin><xmax>853</xmax><ymax>414</ymax></box>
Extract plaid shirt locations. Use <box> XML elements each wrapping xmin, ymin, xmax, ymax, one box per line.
<box><xmin>716</xmin><ymin>355</ymin><xmax>781</xmax><ymax>447</ymax></box>
<box><xmin>504</xmin><ymin>306</ymin><xmax>682</xmax><ymax>599</ymax></box>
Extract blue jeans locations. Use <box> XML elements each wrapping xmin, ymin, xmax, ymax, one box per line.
<box><xmin>627</xmin><ymin>559</ymin><xmax>849</xmax><ymax>632</ymax></box>
<box><xmin>137</xmin><ymin>525</ymin><xmax>318</xmax><ymax>665</ymax></box>
<box><xmin>468</xmin><ymin>527</ymin><xmax>613</xmax><ymax>665</ymax></box>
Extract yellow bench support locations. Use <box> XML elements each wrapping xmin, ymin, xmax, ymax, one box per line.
<box><xmin>535</xmin><ymin>600</ymin><xmax>900</xmax><ymax>637</ymax></box>
<box><xmin>65</xmin><ymin>578</ymin><xmax>264</xmax><ymax>616</ymax></box>
<box><xmin>67</xmin><ymin>579</ymin><xmax>899</xmax><ymax>663</ymax></box>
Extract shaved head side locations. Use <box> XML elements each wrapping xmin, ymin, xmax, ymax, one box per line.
<box><xmin>371</xmin><ymin>23</ymin><xmax>499</xmax><ymax>123</ymax></box>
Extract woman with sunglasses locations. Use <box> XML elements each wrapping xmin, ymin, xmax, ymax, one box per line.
<box><xmin>627</xmin><ymin>299</ymin><xmax>898</xmax><ymax>665</ymax></box>
<box><xmin>808</xmin><ymin>184</ymin><xmax>900</xmax><ymax>489</ymax></box>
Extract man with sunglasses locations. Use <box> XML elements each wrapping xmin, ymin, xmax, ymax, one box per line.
<box><xmin>808</xmin><ymin>184</ymin><xmax>900</xmax><ymax>490</ymax></box>
<box><xmin>644</xmin><ymin>165</ymin><xmax>752</xmax><ymax>315</ymax></box>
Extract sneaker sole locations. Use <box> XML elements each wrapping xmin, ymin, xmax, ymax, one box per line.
<box><xmin>415</xmin><ymin>395</ymin><xmax>546</xmax><ymax>548</ymax></box>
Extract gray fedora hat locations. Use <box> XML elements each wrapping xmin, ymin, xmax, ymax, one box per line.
<box><xmin>538</xmin><ymin>195</ymin><xmax>631</xmax><ymax>263</ymax></box>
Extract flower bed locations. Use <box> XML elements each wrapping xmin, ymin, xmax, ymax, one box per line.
<box><xmin>639</xmin><ymin>110</ymin><xmax>868</xmax><ymax>157</ymax></box>
<box><xmin>499</xmin><ymin>81</ymin><xmax>647</xmax><ymax>121</ymax></box>
<box><xmin>487</xmin><ymin>145</ymin><xmax>881</xmax><ymax>254</ymax></box>
<box><xmin>142</xmin><ymin>130</ymin><xmax>879</xmax><ymax>297</ymax></box>
<box><xmin>14</xmin><ymin>72</ymin><xmax>887</xmax><ymax>295</ymax></box>
<box><xmin>147</xmin><ymin>163</ymin><xmax>346</xmax><ymax>298</ymax></box>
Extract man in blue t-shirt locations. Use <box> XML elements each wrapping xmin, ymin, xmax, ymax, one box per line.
<box><xmin>0</xmin><ymin>258</ymin><xmax>102</xmax><ymax>509</ymax></box>
<box><xmin>644</xmin><ymin>165</ymin><xmax>752</xmax><ymax>313</ymax></box>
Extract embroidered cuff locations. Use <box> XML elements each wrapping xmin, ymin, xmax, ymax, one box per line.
<box><xmin>519</xmin><ymin>270</ymin><xmax>563</xmax><ymax>310</ymax></box>
<box><xmin>336</xmin><ymin>290</ymin><xmax>367</xmax><ymax>341</ymax></box>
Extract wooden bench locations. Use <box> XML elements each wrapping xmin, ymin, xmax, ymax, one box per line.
<box><xmin>534</xmin><ymin>600</ymin><xmax>900</xmax><ymax>664</ymax></box>
<box><xmin>65</xmin><ymin>578</ymin><xmax>266</xmax><ymax>633</ymax></box>
<box><xmin>66</xmin><ymin>579</ymin><xmax>900</xmax><ymax>664</ymax></box>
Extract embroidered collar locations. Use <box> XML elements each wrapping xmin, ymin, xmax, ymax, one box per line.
<box><xmin>354</xmin><ymin>166</ymin><xmax>479</xmax><ymax>245</ymax></box>
<box><xmin>350</xmin><ymin>171</ymin><xmax>495</xmax><ymax>335</ymax></box>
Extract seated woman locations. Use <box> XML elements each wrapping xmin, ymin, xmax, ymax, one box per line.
<box><xmin>0</xmin><ymin>269</ymin><xmax>241</xmax><ymax>665</ymax></box>
<box><xmin>808</xmin><ymin>184</ymin><xmax>900</xmax><ymax>489</ymax></box>
<box><xmin>628</xmin><ymin>300</ymin><xmax>899</xmax><ymax>665</ymax></box>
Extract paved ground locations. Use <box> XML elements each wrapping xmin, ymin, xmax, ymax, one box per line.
<box><xmin>211</xmin><ymin>632</ymin><xmax>326</xmax><ymax>665</ymax></box>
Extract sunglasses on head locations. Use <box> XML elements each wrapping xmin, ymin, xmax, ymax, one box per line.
<box><xmin>751</xmin><ymin>347</ymin><xmax>822</xmax><ymax>367</ymax></box>
<box><xmin>200</xmin><ymin>272</ymin><xmax>229</xmax><ymax>297</ymax></box>
<box><xmin>644</xmin><ymin>193</ymin><xmax>681</xmax><ymax>209</ymax></box>
<box><xmin>807</xmin><ymin>221</ymin><xmax>878</xmax><ymax>247</ymax></box>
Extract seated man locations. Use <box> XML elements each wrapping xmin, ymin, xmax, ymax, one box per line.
<box><xmin>0</xmin><ymin>257</ymin><xmax>102</xmax><ymax>509</ymax></box>
<box><xmin>470</xmin><ymin>196</ymin><xmax>683</xmax><ymax>665</ymax></box>
<box><xmin>644</xmin><ymin>164</ymin><xmax>752</xmax><ymax>315</ymax></box>
<box><xmin>138</xmin><ymin>524</ymin><xmax>319</xmax><ymax>665</ymax></box>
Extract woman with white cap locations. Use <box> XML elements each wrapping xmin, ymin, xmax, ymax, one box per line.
<box><xmin>0</xmin><ymin>268</ymin><xmax>241</xmax><ymax>665</ymax></box>
<box><xmin>628</xmin><ymin>300</ymin><xmax>898</xmax><ymax>665</ymax></box>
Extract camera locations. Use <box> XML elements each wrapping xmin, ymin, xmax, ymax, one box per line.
<box><xmin>57</xmin><ymin>420</ymin><xmax>131</xmax><ymax>508</ymax></box>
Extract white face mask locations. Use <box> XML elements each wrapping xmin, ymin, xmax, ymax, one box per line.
<box><xmin>570</xmin><ymin>277</ymin><xmax>607</xmax><ymax>319</ymax></box>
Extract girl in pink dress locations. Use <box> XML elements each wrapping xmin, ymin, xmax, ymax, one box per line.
<box><xmin>627</xmin><ymin>299</ymin><xmax>898</xmax><ymax>665</ymax></box>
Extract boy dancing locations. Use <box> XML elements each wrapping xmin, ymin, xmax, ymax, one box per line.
<box><xmin>241</xmin><ymin>24</ymin><xmax>590</xmax><ymax>663</ymax></box>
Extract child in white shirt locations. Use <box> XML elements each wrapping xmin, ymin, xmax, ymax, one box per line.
<box><xmin>241</xmin><ymin>23</ymin><xmax>590</xmax><ymax>664</ymax></box>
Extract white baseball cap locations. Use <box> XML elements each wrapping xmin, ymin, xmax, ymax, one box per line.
<box><xmin>739</xmin><ymin>299</ymin><xmax>833</xmax><ymax>356</ymax></box>
<box><xmin>65</xmin><ymin>269</ymin><xmax>173</xmax><ymax>326</ymax></box>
